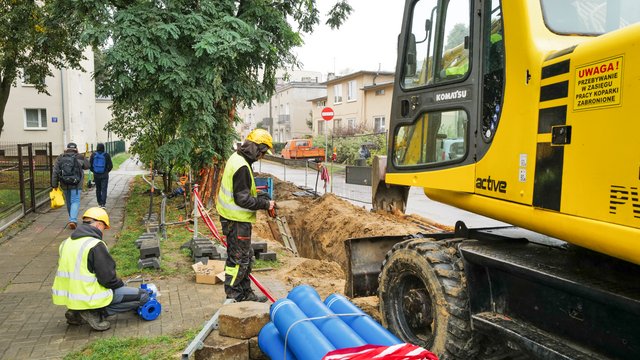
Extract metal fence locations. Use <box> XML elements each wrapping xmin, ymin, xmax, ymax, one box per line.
<box><xmin>87</xmin><ymin>140</ymin><xmax>126</xmax><ymax>156</ymax></box>
<box><xmin>0</xmin><ymin>142</ymin><xmax>54</xmax><ymax>231</ymax></box>
<box><xmin>256</xmin><ymin>155</ymin><xmax>373</xmax><ymax>206</ymax></box>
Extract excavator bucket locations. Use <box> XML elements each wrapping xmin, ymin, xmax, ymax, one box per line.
<box><xmin>371</xmin><ymin>156</ymin><xmax>410</xmax><ymax>213</ymax></box>
<box><xmin>345</xmin><ymin>234</ymin><xmax>418</xmax><ymax>297</ymax></box>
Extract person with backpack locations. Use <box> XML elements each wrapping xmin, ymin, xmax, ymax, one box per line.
<box><xmin>90</xmin><ymin>143</ymin><xmax>113</xmax><ymax>209</ymax></box>
<box><xmin>52</xmin><ymin>142</ymin><xmax>90</xmax><ymax>229</ymax></box>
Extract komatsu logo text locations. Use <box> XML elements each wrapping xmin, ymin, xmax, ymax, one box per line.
<box><xmin>435</xmin><ymin>89</ymin><xmax>468</xmax><ymax>102</ymax></box>
<box><xmin>476</xmin><ymin>176</ymin><xmax>507</xmax><ymax>193</ymax></box>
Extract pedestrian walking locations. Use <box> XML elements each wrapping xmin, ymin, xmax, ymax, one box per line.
<box><xmin>216</xmin><ymin>129</ymin><xmax>275</xmax><ymax>302</ymax></box>
<box><xmin>52</xmin><ymin>207</ymin><xmax>150</xmax><ymax>331</ymax></box>
<box><xmin>52</xmin><ymin>142</ymin><xmax>90</xmax><ymax>229</ymax></box>
<box><xmin>90</xmin><ymin>143</ymin><xmax>113</xmax><ymax>208</ymax></box>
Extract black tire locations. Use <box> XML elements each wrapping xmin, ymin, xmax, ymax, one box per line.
<box><xmin>378</xmin><ymin>238</ymin><xmax>478</xmax><ymax>359</ymax></box>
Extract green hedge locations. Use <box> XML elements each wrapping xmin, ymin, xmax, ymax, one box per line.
<box><xmin>313</xmin><ymin>133</ymin><xmax>387</xmax><ymax>166</ymax></box>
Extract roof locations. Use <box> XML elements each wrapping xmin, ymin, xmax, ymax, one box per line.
<box><xmin>307</xmin><ymin>95</ymin><xmax>328</xmax><ymax>102</ymax></box>
<box><xmin>362</xmin><ymin>81</ymin><xmax>394</xmax><ymax>91</ymax></box>
<box><xmin>322</xmin><ymin>70</ymin><xmax>395</xmax><ymax>85</ymax></box>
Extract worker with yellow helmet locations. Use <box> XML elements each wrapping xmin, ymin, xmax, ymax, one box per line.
<box><xmin>216</xmin><ymin>128</ymin><xmax>275</xmax><ymax>302</ymax></box>
<box><xmin>52</xmin><ymin>207</ymin><xmax>150</xmax><ymax>330</ymax></box>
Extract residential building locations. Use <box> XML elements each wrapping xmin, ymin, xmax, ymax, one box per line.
<box><xmin>312</xmin><ymin>71</ymin><xmax>394</xmax><ymax>137</ymax></box>
<box><xmin>1</xmin><ymin>48</ymin><xmax>98</xmax><ymax>154</ymax></box>
<box><xmin>95</xmin><ymin>96</ymin><xmax>115</xmax><ymax>144</ymax></box>
<box><xmin>236</xmin><ymin>70</ymin><xmax>325</xmax><ymax>143</ymax></box>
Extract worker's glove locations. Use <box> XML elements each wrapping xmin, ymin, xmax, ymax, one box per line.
<box><xmin>267</xmin><ymin>201</ymin><xmax>277</xmax><ymax>218</ymax></box>
<box><xmin>257</xmin><ymin>191</ymin><xmax>271</xmax><ymax>201</ymax></box>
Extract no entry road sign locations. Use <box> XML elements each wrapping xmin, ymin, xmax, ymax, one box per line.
<box><xmin>321</xmin><ymin>107</ymin><xmax>334</xmax><ymax>121</ymax></box>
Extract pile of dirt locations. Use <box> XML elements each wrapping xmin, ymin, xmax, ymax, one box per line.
<box><xmin>252</xmin><ymin>176</ymin><xmax>446</xmax><ymax>298</ymax></box>
<box><xmin>275</xmin><ymin>193</ymin><xmax>432</xmax><ymax>268</ymax></box>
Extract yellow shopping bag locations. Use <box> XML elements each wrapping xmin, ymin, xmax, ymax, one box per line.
<box><xmin>50</xmin><ymin>187</ymin><xmax>65</xmax><ymax>209</ymax></box>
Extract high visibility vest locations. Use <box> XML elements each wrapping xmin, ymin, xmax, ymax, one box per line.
<box><xmin>51</xmin><ymin>236</ymin><xmax>113</xmax><ymax>309</ymax></box>
<box><xmin>216</xmin><ymin>152</ymin><xmax>258</xmax><ymax>223</ymax></box>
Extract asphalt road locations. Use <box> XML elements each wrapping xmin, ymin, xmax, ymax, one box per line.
<box><xmin>254</xmin><ymin>159</ymin><xmax>508</xmax><ymax>228</ymax></box>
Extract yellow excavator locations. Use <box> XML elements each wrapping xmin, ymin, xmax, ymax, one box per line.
<box><xmin>346</xmin><ymin>1</ymin><xmax>640</xmax><ymax>359</ymax></box>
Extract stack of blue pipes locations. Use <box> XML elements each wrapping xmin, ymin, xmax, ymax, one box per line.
<box><xmin>258</xmin><ymin>285</ymin><xmax>402</xmax><ymax>360</ymax></box>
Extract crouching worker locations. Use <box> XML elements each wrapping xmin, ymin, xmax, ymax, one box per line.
<box><xmin>52</xmin><ymin>207</ymin><xmax>150</xmax><ymax>331</ymax></box>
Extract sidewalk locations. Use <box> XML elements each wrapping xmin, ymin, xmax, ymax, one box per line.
<box><xmin>0</xmin><ymin>158</ymin><xmax>282</xmax><ymax>359</ymax></box>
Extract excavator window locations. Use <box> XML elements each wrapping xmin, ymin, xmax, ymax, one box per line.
<box><xmin>402</xmin><ymin>0</ymin><xmax>471</xmax><ymax>89</ymax></box>
<box><xmin>393</xmin><ymin>109</ymin><xmax>468</xmax><ymax>167</ymax></box>
<box><xmin>541</xmin><ymin>0</ymin><xmax>640</xmax><ymax>35</ymax></box>
<box><xmin>481</xmin><ymin>0</ymin><xmax>504</xmax><ymax>142</ymax></box>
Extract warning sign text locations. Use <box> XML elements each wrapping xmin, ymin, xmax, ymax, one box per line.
<box><xmin>574</xmin><ymin>56</ymin><xmax>623</xmax><ymax>111</ymax></box>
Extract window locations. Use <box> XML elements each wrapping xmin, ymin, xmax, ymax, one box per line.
<box><xmin>541</xmin><ymin>0</ymin><xmax>640</xmax><ymax>35</ymax></box>
<box><xmin>481</xmin><ymin>0</ymin><xmax>504</xmax><ymax>142</ymax></box>
<box><xmin>347</xmin><ymin>118</ymin><xmax>356</xmax><ymax>130</ymax></box>
<box><xmin>402</xmin><ymin>0</ymin><xmax>471</xmax><ymax>88</ymax></box>
<box><xmin>393</xmin><ymin>109</ymin><xmax>468</xmax><ymax>167</ymax></box>
<box><xmin>317</xmin><ymin>100</ymin><xmax>326</xmax><ymax>107</ymax></box>
<box><xmin>334</xmin><ymin>118</ymin><xmax>342</xmax><ymax>129</ymax></box>
<box><xmin>374</xmin><ymin>116</ymin><xmax>386</xmax><ymax>133</ymax></box>
<box><xmin>318</xmin><ymin>120</ymin><xmax>325</xmax><ymax>134</ymax></box>
<box><xmin>375</xmin><ymin>89</ymin><xmax>385</xmax><ymax>96</ymax></box>
<box><xmin>21</xmin><ymin>74</ymin><xmax>35</xmax><ymax>87</ymax></box>
<box><xmin>347</xmin><ymin>80</ymin><xmax>357</xmax><ymax>101</ymax></box>
<box><xmin>25</xmin><ymin>109</ymin><xmax>47</xmax><ymax>129</ymax></box>
<box><xmin>334</xmin><ymin>84</ymin><xmax>343</xmax><ymax>103</ymax></box>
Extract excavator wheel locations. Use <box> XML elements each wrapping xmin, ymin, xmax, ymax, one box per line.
<box><xmin>378</xmin><ymin>238</ymin><xmax>478</xmax><ymax>359</ymax></box>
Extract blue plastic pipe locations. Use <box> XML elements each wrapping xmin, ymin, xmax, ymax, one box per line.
<box><xmin>258</xmin><ymin>322</ymin><xmax>298</xmax><ymax>360</ymax></box>
<box><xmin>324</xmin><ymin>293</ymin><xmax>402</xmax><ymax>346</ymax></box>
<box><xmin>270</xmin><ymin>298</ymin><xmax>335</xmax><ymax>360</ymax></box>
<box><xmin>287</xmin><ymin>284</ymin><xmax>321</xmax><ymax>304</ymax></box>
<box><xmin>287</xmin><ymin>285</ymin><xmax>366</xmax><ymax>349</ymax></box>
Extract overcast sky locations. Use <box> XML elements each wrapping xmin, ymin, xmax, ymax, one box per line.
<box><xmin>294</xmin><ymin>1</ymin><xmax>405</xmax><ymax>78</ymax></box>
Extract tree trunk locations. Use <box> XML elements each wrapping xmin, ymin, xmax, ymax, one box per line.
<box><xmin>0</xmin><ymin>72</ymin><xmax>15</xmax><ymax>140</ymax></box>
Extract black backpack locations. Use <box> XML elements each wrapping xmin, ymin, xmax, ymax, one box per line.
<box><xmin>59</xmin><ymin>153</ymin><xmax>81</xmax><ymax>185</ymax></box>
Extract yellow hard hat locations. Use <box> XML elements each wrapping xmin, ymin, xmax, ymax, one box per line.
<box><xmin>83</xmin><ymin>207</ymin><xmax>110</xmax><ymax>229</ymax></box>
<box><xmin>246</xmin><ymin>129</ymin><xmax>273</xmax><ymax>154</ymax></box>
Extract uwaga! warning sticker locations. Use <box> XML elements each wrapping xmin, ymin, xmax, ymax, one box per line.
<box><xmin>574</xmin><ymin>56</ymin><xmax>623</xmax><ymax>111</ymax></box>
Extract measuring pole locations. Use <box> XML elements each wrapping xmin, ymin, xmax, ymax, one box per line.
<box><xmin>192</xmin><ymin>184</ymin><xmax>199</xmax><ymax>240</ymax></box>
<box><xmin>148</xmin><ymin>161</ymin><xmax>154</xmax><ymax>220</ymax></box>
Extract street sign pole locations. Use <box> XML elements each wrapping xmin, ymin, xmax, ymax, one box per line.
<box><xmin>325</xmin><ymin>125</ymin><xmax>328</xmax><ymax>163</ymax></box>
<box><xmin>321</xmin><ymin>107</ymin><xmax>335</xmax><ymax>164</ymax></box>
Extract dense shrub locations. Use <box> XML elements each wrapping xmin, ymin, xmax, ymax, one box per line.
<box><xmin>313</xmin><ymin>132</ymin><xmax>387</xmax><ymax>165</ymax></box>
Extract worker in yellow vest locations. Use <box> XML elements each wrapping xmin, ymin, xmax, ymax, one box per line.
<box><xmin>216</xmin><ymin>129</ymin><xmax>275</xmax><ymax>302</ymax></box>
<box><xmin>52</xmin><ymin>207</ymin><xmax>150</xmax><ymax>331</ymax></box>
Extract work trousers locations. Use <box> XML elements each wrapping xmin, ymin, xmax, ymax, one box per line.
<box><xmin>221</xmin><ymin>217</ymin><xmax>254</xmax><ymax>300</ymax></box>
<box><xmin>104</xmin><ymin>286</ymin><xmax>150</xmax><ymax>316</ymax></box>
<box><xmin>63</xmin><ymin>187</ymin><xmax>81</xmax><ymax>224</ymax></box>
<box><xmin>94</xmin><ymin>173</ymin><xmax>109</xmax><ymax>206</ymax></box>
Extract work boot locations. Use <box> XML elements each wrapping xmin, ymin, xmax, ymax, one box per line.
<box><xmin>242</xmin><ymin>291</ymin><xmax>268</xmax><ymax>303</ymax></box>
<box><xmin>66</xmin><ymin>222</ymin><xmax>77</xmax><ymax>230</ymax></box>
<box><xmin>99</xmin><ymin>308</ymin><xmax>117</xmax><ymax>322</ymax></box>
<box><xmin>79</xmin><ymin>310</ymin><xmax>111</xmax><ymax>331</ymax></box>
<box><xmin>65</xmin><ymin>310</ymin><xmax>86</xmax><ymax>326</ymax></box>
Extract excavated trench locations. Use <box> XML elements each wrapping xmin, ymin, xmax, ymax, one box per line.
<box><xmin>252</xmin><ymin>174</ymin><xmax>443</xmax><ymax>269</ymax></box>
